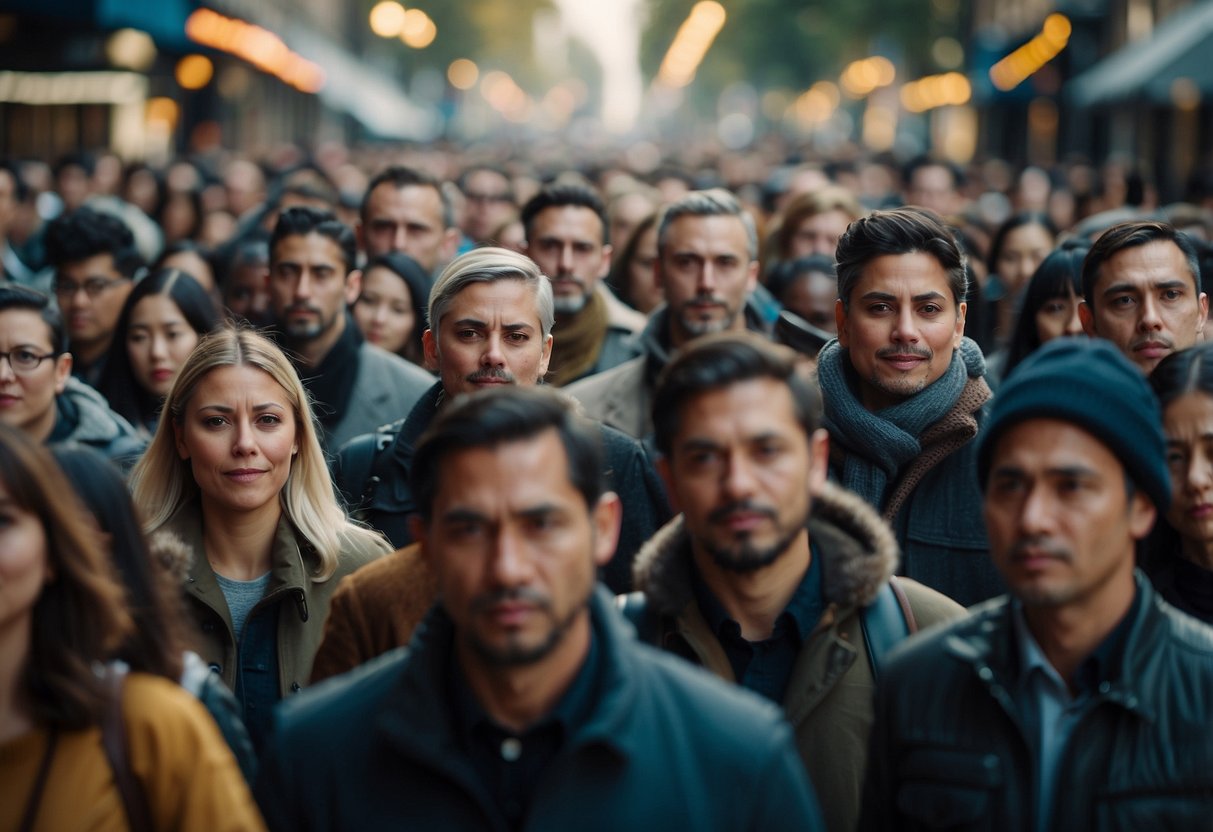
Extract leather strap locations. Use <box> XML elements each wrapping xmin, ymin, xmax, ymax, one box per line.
<box><xmin>102</xmin><ymin>669</ymin><xmax>154</xmax><ymax>832</ymax></box>
<box><xmin>888</xmin><ymin>575</ymin><xmax>919</xmax><ymax>634</ymax></box>
<box><xmin>17</xmin><ymin>728</ymin><xmax>59</xmax><ymax>832</ymax></box>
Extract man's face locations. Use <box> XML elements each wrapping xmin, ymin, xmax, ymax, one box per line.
<box><xmin>526</xmin><ymin>205</ymin><xmax>611</xmax><ymax>316</ymax></box>
<box><xmin>836</xmin><ymin>251</ymin><xmax>966</xmax><ymax>411</ymax></box>
<box><xmin>358</xmin><ymin>183</ymin><xmax>455</xmax><ymax>273</ymax></box>
<box><xmin>906</xmin><ymin>165</ymin><xmax>959</xmax><ymax>217</ymax></box>
<box><xmin>461</xmin><ymin>170</ymin><xmax>514</xmax><ymax>243</ymax></box>
<box><xmin>415</xmin><ymin>429</ymin><xmax>618</xmax><ymax>667</ymax></box>
<box><xmin>0</xmin><ymin>309</ymin><xmax>71</xmax><ymax>441</ymax></box>
<box><xmin>269</xmin><ymin>232</ymin><xmax>358</xmax><ymax>342</ymax></box>
<box><xmin>1079</xmin><ymin>240</ymin><xmax>1207</xmax><ymax>374</ymax></box>
<box><xmin>657</xmin><ymin>214</ymin><xmax>758</xmax><ymax>348</ymax></box>
<box><xmin>224</xmin><ymin>260</ymin><xmax>272</xmax><ymax>327</ymax></box>
<box><xmin>54</xmin><ymin>253</ymin><xmax>133</xmax><ymax>351</ymax></box>
<box><xmin>783</xmin><ymin>270</ymin><xmax>838</xmax><ymax>334</ymax></box>
<box><xmin>985</xmin><ymin>418</ymin><xmax>1154</xmax><ymax>610</ymax></box>
<box><xmin>789</xmin><ymin>209</ymin><xmax>852</xmax><ymax>259</ymax></box>
<box><xmin>660</xmin><ymin>378</ymin><xmax>827</xmax><ymax>573</ymax></box>
<box><xmin>423</xmin><ymin>279</ymin><xmax>553</xmax><ymax>398</ymax></box>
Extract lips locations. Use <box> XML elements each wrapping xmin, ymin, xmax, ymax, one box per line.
<box><xmin>223</xmin><ymin>468</ymin><xmax>267</xmax><ymax>483</ymax></box>
<box><xmin>150</xmin><ymin>369</ymin><xmax>174</xmax><ymax>383</ymax></box>
<box><xmin>0</xmin><ymin>393</ymin><xmax>20</xmax><ymax>407</ymax></box>
<box><xmin>1133</xmin><ymin>341</ymin><xmax>1171</xmax><ymax>359</ymax></box>
<box><xmin>880</xmin><ymin>354</ymin><xmax>927</xmax><ymax>371</ymax></box>
<box><xmin>1189</xmin><ymin>503</ymin><xmax>1213</xmax><ymax>520</ymax></box>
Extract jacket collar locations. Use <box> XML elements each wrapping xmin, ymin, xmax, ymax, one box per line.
<box><xmin>633</xmin><ymin>480</ymin><xmax>899</xmax><ymax>619</ymax></box>
<box><xmin>944</xmin><ymin>572</ymin><xmax>1165</xmax><ymax>721</ymax></box>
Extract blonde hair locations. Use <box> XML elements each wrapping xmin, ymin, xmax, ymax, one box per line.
<box><xmin>130</xmin><ymin>327</ymin><xmax>388</xmax><ymax>580</ymax></box>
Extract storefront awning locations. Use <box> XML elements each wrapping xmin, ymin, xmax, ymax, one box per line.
<box><xmin>1068</xmin><ymin>1</ymin><xmax>1213</xmax><ymax>107</ymax></box>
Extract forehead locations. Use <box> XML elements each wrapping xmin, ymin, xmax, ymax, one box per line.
<box><xmin>272</xmin><ymin>232</ymin><xmax>344</xmax><ymax>266</ymax></box>
<box><xmin>465</xmin><ymin>170</ymin><xmax>509</xmax><ymax>191</ymax></box>
<box><xmin>130</xmin><ymin>293</ymin><xmax>187</xmax><ymax>323</ymax></box>
<box><xmin>368</xmin><ymin>183</ymin><xmax>442</xmax><ymax>219</ymax></box>
<box><xmin>531</xmin><ymin>205</ymin><xmax>603</xmax><ymax>239</ymax></box>
<box><xmin>674</xmin><ymin>378</ymin><xmax>805</xmax><ymax>443</ymax></box>
<box><xmin>443</xmin><ymin>278</ymin><xmax>541</xmax><ymax>326</ymax></box>
<box><xmin>990</xmin><ymin>418</ymin><xmax>1122</xmax><ymax>477</ymax></box>
<box><xmin>1096</xmin><ymin>239</ymin><xmax>1195</xmax><ymax>292</ymax></box>
<box><xmin>432</xmin><ymin>429</ymin><xmax>583</xmax><ymax>512</ymax></box>
<box><xmin>663</xmin><ymin>214</ymin><xmax>749</xmax><ymax>256</ymax></box>
<box><xmin>59</xmin><ymin>252</ymin><xmax>119</xmax><ymax>279</ymax></box>
<box><xmin>189</xmin><ymin>364</ymin><xmax>291</xmax><ymax>406</ymax></box>
<box><xmin>0</xmin><ymin>308</ymin><xmax>55</xmax><ymax>349</ymax></box>
<box><xmin>850</xmin><ymin>251</ymin><xmax>954</xmax><ymax>300</ymax></box>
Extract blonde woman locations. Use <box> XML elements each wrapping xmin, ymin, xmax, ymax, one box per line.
<box><xmin>130</xmin><ymin>328</ymin><xmax>389</xmax><ymax>751</ymax></box>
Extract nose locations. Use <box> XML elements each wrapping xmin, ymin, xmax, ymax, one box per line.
<box><xmin>232</xmin><ymin>417</ymin><xmax>258</xmax><ymax>457</ymax></box>
<box><xmin>722</xmin><ymin>452</ymin><xmax>757</xmax><ymax>500</ymax></box>
<box><xmin>295</xmin><ymin>271</ymin><xmax>313</xmax><ymax>300</ymax></box>
<box><xmin>150</xmin><ymin>334</ymin><xmax>168</xmax><ymax>361</ymax></box>
<box><xmin>696</xmin><ymin>263</ymin><xmax>717</xmax><ymax>295</ymax></box>
<box><xmin>1187</xmin><ymin>448</ymin><xmax>1213</xmax><ymax>493</ymax></box>
<box><xmin>0</xmin><ymin>355</ymin><xmax>17</xmax><ymax>381</ymax></box>
<box><xmin>1138</xmin><ymin>295</ymin><xmax>1163</xmax><ymax>332</ymax></box>
<box><xmin>372</xmin><ymin>303</ymin><xmax>390</xmax><ymax>325</ymax></box>
<box><xmin>481</xmin><ymin>332</ymin><xmax>506</xmax><ymax>367</ymax></box>
<box><xmin>1063</xmin><ymin>305</ymin><xmax>1084</xmax><ymax>336</ymax></box>
<box><xmin>1017</xmin><ymin>483</ymin><xmax>1054</xmax><ymax>536</ymax></box>
<box><xmin>489</xmin><ymin>527</ymin><xmax>534</xmax><ymax>588</ymax></box>
<box><xmin>394</xmin><ymin>225</ymin><xmax>408</xmax><ymax>251</ymax></box>
<box><xmin>891</xmin><ymin>306</ymin><xmax>920</xmax><ymax>343</ymax></box>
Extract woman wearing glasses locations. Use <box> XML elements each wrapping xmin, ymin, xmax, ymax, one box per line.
<box><xmin>0</xmin><ymin>285</ymin><xmax>145</xmax><ymax>469</ymax></box>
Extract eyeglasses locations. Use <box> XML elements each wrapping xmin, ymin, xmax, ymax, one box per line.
<box><xmin>463</xmin><ymin>191</ymin><xmax>513</xmax><ymax>205</ymax></box>
<box><xmin>53</xmin><ymin>276</ymin><xmax>130</xmax><ymax>299</ymax></box>
<box><xmin>0</xmin><ymin>347</ymin><xmax>58</xmax><ymax>375</ymax></box>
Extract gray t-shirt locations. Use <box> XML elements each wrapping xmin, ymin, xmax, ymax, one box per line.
<box><xmin>215</xmin><ymin>571</ymin><xmax>272</xmax><ymax>642</ymax></box>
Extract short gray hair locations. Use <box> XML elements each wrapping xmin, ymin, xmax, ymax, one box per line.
<box><xmin>656</xmin><ymin>188</ymin><xmax>758</xmax><ymax>261</ymax></box>
<box><xmin>427</xmin><ymin>247</ymin><xmax>555</xmax><ymax>339</ymax></box>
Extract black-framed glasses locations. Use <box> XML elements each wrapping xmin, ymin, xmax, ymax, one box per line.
<box><xmin>53</xmin><ymin>276</ymin><xmax>130</xmax><ymax>299</ymax></box>
<box><xmin>0</xmin><ymin>347</ymin><xmax>58</xmax><ymax>374</ymax></box>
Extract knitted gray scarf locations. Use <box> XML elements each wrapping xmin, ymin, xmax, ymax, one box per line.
<box><xmin>818</xmin><ymin>336</ymin><xmax>986</xmax><ymax>508</ymax></box>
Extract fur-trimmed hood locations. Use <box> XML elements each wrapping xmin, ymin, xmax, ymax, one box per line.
<box><xmin>632</xmin><ymin>480</ymin><xmax>899</xmax><ymax>617</ymax></box>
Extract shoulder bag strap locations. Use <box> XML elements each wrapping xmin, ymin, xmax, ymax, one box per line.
<box><xmin>101</xmin><ymin>669</ymin><xmax>154</xmax><ymax>832</ymax></box>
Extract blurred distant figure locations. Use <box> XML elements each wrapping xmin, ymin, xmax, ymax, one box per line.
<box><xmin>357</xmin><ymin>165</ymin><xmax>458</xmax><ymax>276</ymax></box>
<box><xmin>458</xmin><ymin>165</ymin><xmax>516</xmax><ymax>245</ymax></box>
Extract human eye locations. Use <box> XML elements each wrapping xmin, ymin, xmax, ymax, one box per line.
<box><xmin>1161</xmin><ymin>288</ymin><xmax>1183</xmax><ymax>302</ymax></box>
<box><xmin>84</xmin><ymin>279</ymin><xmax>108</xmax><ymax>295</ymax></box>
<box><xmin>989</xmin><ymin>474</ymin><xmax>1023</xmax><ymax>495</ymax></box>
<box><xmin>920</xmin><ymin>303</ymin><xmax>943</xmax><ymax>316</ymax></box>
<box><xmin>456</xmin><ymin>328</ymin><xmax>482</xmax><ymax>341</ymax></box>
<box><xmin>1165</xmin><ymin>448</ymin><xmax>1186</xmax><ymax>468</ymax></box>
<box><xmin>202</xmin><ymin>415</ymin><xmax>228</xmax><ymax>428</ymax></box>
<box><xmin>13</xmin><ymin>348</ymin><xmax>41</xmax><ymax>364</ymax></box>
<box><xmin>256</xmin><ymin>413</ymin><xmax>283</xmax><ymax>426</ymax></box>
<box><xmin>505</xmin><ymin>331</ymin><xmax>529</xmax><ymax>343</ymax></box>
<box><xmin>1110</xmin><ymin>294</ymin><xmax>1135</xmax><ymax>308</ymax></box>
<box><xmin>867</xmin><ymin>302</ymin><xmax>892</xmax><ymax>314</ymax></box>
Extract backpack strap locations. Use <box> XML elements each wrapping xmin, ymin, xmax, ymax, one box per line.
<box><xmin>102</xmin><ymin>667</ymin><xmax>154</xmax><ymax>832</ymax></box>
<box><xmin>333</xmin><ymin>425</ymin><xmax>398</xmax><ymax>515</ymax></box>
<box><xmin>860</xmin><ymin>576</ymin><xmax>917</xmax><ymax>680</ymax></box>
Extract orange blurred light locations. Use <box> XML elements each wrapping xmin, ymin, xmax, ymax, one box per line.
<box><xmin>369</xmin><ymin>1</ymin><xmax>406</xmax><ymax>38</ymax></box>
<box><xmin>175</xmin><ymin>54</ymin><xmax>213</xmax><ymax>90</ymax></box>
<box><xmin>448</xmin><ymin>58</ymin><xmax>479</xmax><ymax>90</ymax></box>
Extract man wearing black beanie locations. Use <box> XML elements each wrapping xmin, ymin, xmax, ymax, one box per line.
<box><xmin>859</xmin><ymin>337</ymin><xmax>1213</xmax><ymax>831</ymax></box>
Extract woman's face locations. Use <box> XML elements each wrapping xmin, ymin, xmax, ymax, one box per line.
<box><xmin>627</xmin><ymin>225</ymin><xmax>663</xmax><ymax>314</ymax></box>
<box><xmin>789</xmin><ymin>209</ymin><xmax>852</xmax><ymax>259</ymax></box>
<box><xmin>996</xmin><ymin>223</ymin><xmax>1054</xmax><ymax>295</ymax></box>
<box><xmin>128</xmin><ymin>295</ymin><xmax>201</xmax><ymax>399</ymax></box>
<box><xmin>1164</xmin><ymin>391</ymin><xmax>1213</xmax><ymax>552</ymax></box>
<box><xmin>0</xmin><ymin>479</ymin><xmax>50</xmax><ymax>636</ymax></box>
<box><xmin>174</xmin><ymin>365</ymin><xmax>297</xmax><ymax>520</ymax></box>
<box><xmin>1034</xmin><ymin>289</ymin><xmax>1083</xmax><ymax>344</ymax></box>
<box><xmin>353</xmin><ymin>267</ymin><xmax>416</xmax><ymax>356</ymax></box>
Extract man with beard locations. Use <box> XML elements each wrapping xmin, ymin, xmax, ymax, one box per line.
<box><xmin>256</xmin><ymin>385</ymin><xmax>826</xmax><ymax>832</ymax></box>
<box><xmin>267</xmin><ymin>206</ymin><xmax>432</xmax><ymax>449</ymax></box>
<box><xmin>817</xmin><ymin>207</ymin><xmax>1002</xmax><ymax>606</ymax></box>
<box><xmin>1078</xmin><ymin>220</ymin><xmax>1207</xmax><ymax>375</ymax></box>
<box><xmin>521</xmin><ymin>183</ymin><xmax>640</xmax><ymax>386</ymax></box>
<box><xmin>626</xmin><ymin>332</ymin><xmax>962</xmax><ymax>832</ymax></box>
<box><xmin>567</xmin><ymin>188</ymin><xmax>771</xmax><ymax>442</ymax></box>
<box><xmin>859</xmin><ymin>338</ymin><xmax>1213</xmax><ymax>831</ymax></box>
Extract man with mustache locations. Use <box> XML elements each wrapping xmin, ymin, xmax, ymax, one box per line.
<box><xmin>1078</xmin><ymin>220</ymin><xmax>1207</xmax><ymax>375</ymax></box>
<box><xmin>625</xmin><ymin>332</ymin><xmax>963</xmax><ymax>832</ymax></box>
<box><xmin>315</xmin><ymin>250</ymin><xmax>669</xmax><ymax>680</ymax></box>
<box><xmin>568</xmin><ymin>188</ymin><xmax>770</xmax><ymax>442</ymax></box>
<box><xmin>520</xmin><ymin>183</ymin><xmax>641</xmax><ymax>386</ymax></box>
<box><xmin>859</xmin><ymin>337</ymin><xmax>1213</xmax><ymax>831</ymax></box>
<box><xmin>267</xmin><ymin>206</ymin><xmax>432</xmax><ymax>450</ymax></box>
<box><xmin>817</xmin><ymin>207</ymin><xmax>1002</xmax><ymax>606</ymax></box>
<box><xmin>258</xmin><ymin>387</ymin><xmax>825</xmax><ymax>831</ymax></box>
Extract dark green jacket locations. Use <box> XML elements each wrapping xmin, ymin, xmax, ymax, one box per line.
<box><xmin>255</xmin><ymin>588</ymin><xmax>826</xmax><ymax>832</ymax></box>
<box><xmin>859</xmin><ymin>574</ymin><xmax>1213</xmax><ymax>831</ymax></box>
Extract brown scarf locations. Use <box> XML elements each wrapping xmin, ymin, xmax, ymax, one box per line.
<box><xmin>881</xmin><ymin>374</ymin><xmax>992</xmax><ymax>523</ymax></box>
<box><xmin>547</xmin><ymin>288</ymin><xmax>610</xmax><ymax>387</ymax></box>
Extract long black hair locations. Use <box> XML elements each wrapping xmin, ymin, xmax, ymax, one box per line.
<box><xmin>1001</xmin><ymin>240</ymin><xmax>1089</xmax><ymax>379</ymax></box>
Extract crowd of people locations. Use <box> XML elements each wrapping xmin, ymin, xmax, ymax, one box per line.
<box><xmin>2</xmin><ymin>141</ymin><xmax>1213</xmax><ymax>830</ymax></box>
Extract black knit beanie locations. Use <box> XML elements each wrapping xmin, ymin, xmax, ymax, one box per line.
<box><xmin>977</xmin><ymin>337</ymin><xmax>1170</xmax><ymax>512</ymax></box>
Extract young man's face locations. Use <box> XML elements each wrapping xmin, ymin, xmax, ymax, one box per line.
<box><xmin>660</xmin><ymin>378</ymin><xmax>827</xmax><ymax>573</ymax></box>
<box><xmin>415</xmin><ymin>428</ymin><xmax>618</xmax><ymax>668</ymax></box>
<box><xmin>836</xmin><ymin>251</ymin><xmax>965</xmax><ymax>412</ymax></box>
<box><xmin>1079</xmin><ymin>239</ymin><xmax>1207</xmax><ymax>375</ymax></box>
<box><xmin>657</xmin><ymin>214</ymin><xmax>757</xmax><ymax>348</ymax></box>
<box><xmin>269</xmin><ymin>232</ymin><xmax>358</xmax><ymax>343</ymax></box>
<box><xmin>54</xmin><ymin>253</ymin><xmax>132</xmax><ymax>352</ymax></box>
<box><xmin>984</xmin><ymin>418</ymin><xmax>1154</xmax><ymax>613</ymax></box>
<box><xmin>0</xmin><ymin>308</ymin><xmax>71</xmax><ymax>442</ymax></box>
<box><xmin>525</xmin><ymin>205</ymin><xmax>611</xmax><ymax>317</ymax></box>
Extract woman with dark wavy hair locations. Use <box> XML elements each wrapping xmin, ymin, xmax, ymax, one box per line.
<box><xmin>0</xmin><ymin>424</ymin><xmax>263</xmax><ymax>830</ymax></box>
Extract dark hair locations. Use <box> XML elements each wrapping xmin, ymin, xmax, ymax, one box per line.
<box><xmin>835</xmin><ymin>207</ymin><xmax>967</xmax><ymax>309</ymax></box>
<box><xmin>97</xmin><ymin>269</ymin><xmax>221</xmax><ymax>427</ymax></box>
<box><xmin>410</xmin><ymin>386</ymin><xmax>604</xmax><ymax>522</ymax></box>
<box><xmin>1150</xmin><ymin>340</ymin><xmax>1213</xmax><ymax>409</ymax></box>
<box><xmin>50</xmin><ymin>445</ymin><xmax>186</xmax><ymax>681</ymax></box>
<box><xmin>0</xmin><ymin>159</ymin><xmax>27</xmax><ymax>202</ymax></box>
<box><xmin>1002</xmin><ymin>241</ymin><xmax>1089</xmax><ymax>378</ymax></box>
<box><xmin>605</xmin><ymin>212</ymin><xmax>658</xmax><ymax>311</ymax></box>
<box><xmin>457</xmin><ymin>165</ymin><xmax>515</xmax><ymax>200</ymax></box>
<box><xmin>902</xmin><ymin>155</ymin><xmax>964</xmax><ymax>191</ymax></box>
<box><xmin>53</xmin><ymin>151</ymin><xmax>95</xmax><ymax>179</ymax></box>
<box><xmin>152</xmin><ymin>239</ymin><xmax>216</xmax><ymax>284</ymax></box>
<box><xmin>157</xmin><ymin>187</ymin><xmax>204</xmax><ymax>242</ymax></box>
<box><xmin>986</xmin><ymin>212</ymin><xmax>1057</xmax><ymax>278</ymax></box>
<box><xmin>1082</xmin><ymin>221</ymin><xmax>1201</xmax><ymax>305</ymax></box>
<box><xmin>270</xmin><ymin>205</ymin><xmax>357</xmax><ymax>274</ymax></box>
<box><xmin>520</xmin><ymin>182</ymin><xmax>608</xmax><ymax>245</ymax></box>
<box><xmin>0</xmin><ymin>284</ymin><xmax>67</xmax><ymax>354</ymax></box>
<box><xmin>44</xmin><ymin>206</ymin><xmax>144</xmax><ymax>277</ymax></box>
<box><xmin>0</xmin><ymin>423</ymin><xmax>132</xmax><ymax>729</ymax></box>
<box><xmin>766</xmin><ymin>254</ymin><xmax>837</xmax><ymax>306</ymax></box>
<box><xmin>360</xmin><ymin>251</ymin><xmax>431</xmax><ymax>360</ymax></box>
<box><xmin>652</xmin><ymin>332</ymin><xmax>822</xmax><ymax>457</ymax></box>
<box><xmin>362</xmin><ymin>165</ymin><xmax>453</xmax><ymax>229</ymax></box>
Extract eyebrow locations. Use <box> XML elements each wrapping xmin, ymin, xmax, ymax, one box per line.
<box><xmin>195</xmin><ymin>402</ymin><xmax>286</xmax><ymax>413</ymax></box>
<box><xmin>1100</xmin><ymin>279</ymin><xmax>1189</xmax><ymax>298</ymax></box>
<box><xmin>989</xmin><ymin>464</ymin><xmax>1099</xmax><ymax>479</ymax></box>
<box><xmin>449</xmin><ymin>317</ymin><xmax>535</xmax><ymax>332</ymax></box>
<box><xmin>859</xmin><ymin>290</ymin><xmax>946</xmax><ymax>303</ymax></box>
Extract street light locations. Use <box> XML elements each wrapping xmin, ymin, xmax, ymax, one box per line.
<box><xmin>369</xmin><ymin>1</ymin><xmax>406</xmax><ymax>38</ymax></box>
